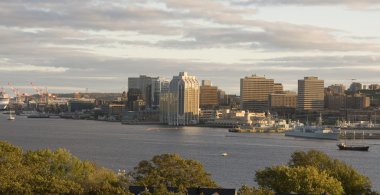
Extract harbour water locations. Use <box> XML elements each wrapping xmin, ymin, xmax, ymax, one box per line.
<box><xmin>1</xmin><ymin>114</ymin><xmax>379</xmax><ymax>189</ymax></box>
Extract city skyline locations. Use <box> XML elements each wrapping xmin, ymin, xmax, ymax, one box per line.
<box><xmin>1</xmin><ymin>1</ymin><xmax>380</xmax><ymax>94</ymax></box>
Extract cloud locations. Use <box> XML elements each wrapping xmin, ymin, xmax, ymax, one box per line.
<box><xmin>156</xmin><ymin>23</ymin><xmax>380</xmax><ymax>52</ymax></box>
<box><xmin>232</xmin><ymin>0</ymin><xmax>380</xmax><ymax>8</ymax></box>
<box><xmin>0</xmin><ymin>1</ymin><xmax>379</xmax><ymax>93</ymax></box>
<box><xmin>0</xmin><ymin>0</ymin><xmax>377</xmax><ymax>53</ymax></box>
<box><xmin>0</xmin><ymin>58</ymin><xmax>68</xmax><ymax>73</ymax></box>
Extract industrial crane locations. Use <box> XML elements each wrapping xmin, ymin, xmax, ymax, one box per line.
<box><xmin>30</xmin><ymin>82</ymin><xmax>46</xmax><ymax>104</ymax></box>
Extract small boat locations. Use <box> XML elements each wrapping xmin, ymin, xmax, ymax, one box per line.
<box><xmin>338</xmin><ymin>131</ymin><xmax>369</xmax><ymax>151</ymax></box>
<box><xmin>337</xmin><ymin>143</ymin><xmax>369</xmax><ymax>151</ymax></box>
<box><xmin>8</xmin><ymin>109</ymin><xmax>15</xmax><ymax>120</ymax></box>
<box><xmin>221</xmin><ymin>152</ymin><xmax>228</xmax><ymax>156</ymax></box>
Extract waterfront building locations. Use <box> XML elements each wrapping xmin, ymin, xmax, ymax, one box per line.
<box><xmin>240</xmin><ymin>75</ymin><xmax>275</xmax><ymax>111</ymax></box>
<box><xmin>106</xmin><ymin>104</ymin><xmax>125</xmax><ymax>118</ymax></box>
<box><xmin>199</xmin><ymin>109</ymin><xmax>220</xmax><ymax>123</ymax></box>
<box><xmin>200</xmin><ymin>80</ymin><xmax>218</xmax><ymax>110</ymax></box>
<box><xmin>133</xmin><ymin>99</ymin><xmax>146</xmax><ymax>111</ymax></box>
<box><xmin>160</xmin><ymin>72</ymin><xmax>200</xmax><ymax>126</ymax></box>
<box><xmin>297</xmin><ymin>76</ymin><xmax>324</xmax><ymax>111</ymax></box>
<box><xmin>127</xmin><ymin>88</ymin><xmax>143</xmax><ymax>110</ymax></box>
<box><xmin>205</xmin><ymin>109</ymin><xmax>266</xmax><ymax>127</ymax></box>
<box><xmin>68</xmin><ymin>99</ymin><xmax>96</xmax><ymax>112</ymax></box>
<box><xmin>128</xmin><ymin>75</ymin><xmax>166</xmax><ymax>109</ymax></box>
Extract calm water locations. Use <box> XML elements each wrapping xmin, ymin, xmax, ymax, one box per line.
<box><xmin>1</xmin><ymin>114</ymin><xmax>379</xmax><ymax>189</ymax></box>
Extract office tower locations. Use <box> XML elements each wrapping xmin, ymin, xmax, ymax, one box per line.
<box><xmin>160</xmin><ymin>72</ymin><xmax>200</xmax><ymax>126</ymax></box>
<box><xmin>128</xmin><ymin>75</ymin><xmax>164</xmax><ymax>109</ymax></box>
<box><xmin>127</xmin><ymin>88</ymin><xmax>143</xmax><ymax>110</ymax></box>
<box><xmin>349</xmin><ymin>82</ymin><xmax>362</xmax><ymax>93</ymax></box>
<box><xmin>200</xmin><ymin>80</ymin><xmax>218</xmax><ymax>109</ymax></box>
<box><xmin>327</xmin><ymin>84</ymin><xmax>346</xmax><ymax>95</ymax></box>
<box><xmin>274</xmin><ymin>83</ymin><xmax>284</xmax><ymax>94</ymax></box>
<box><xmin>369</xmin><ymin>84</ymin><xmax>380</xmax><ymax>90</ymax></box>
<box><xmin>297</xmin><ymin>76</ymin><xmax>324</xmax><ymax>111</ymax></box>
<box><xmin>240</xmin><ymin>75</ymin><xmax>274</xmax><ymax>111</ymax></box>
<box><xmin>217</xmin><ymin>89</ymin><xmax>226</xmax><ymax>105</ymax></box>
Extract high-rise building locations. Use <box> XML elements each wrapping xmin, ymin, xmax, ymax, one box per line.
<box><xmin>128</xmin><ymin>75</ymin><xmax>166</xmax><ymax>109</ymax></box>
<box><xmin>217</xmin><ymin>89</ymin><xmax>226</xmax><ymax>105</ymax></box>
<box><xmin>369</xmin><ymin>84</ymin><xmax>380</xmax><ymax>90</ymax></box>
<box><xmin>240</xmin><ymin>75</ymin><xmax>274</xmax><ymax>111</ymax></box>
<box><xmin>274</xmin><ymin>83</ymin><xmax>284</xmax><ymax>94</ymax></box>
<box><xmin>297</xmin><ymin>76</ymin><xmax>324</xmax><ymax>111</ymax></box>
<box><xmin>200</xmin><ymin>80</ymin><xmax>218</xmax><ymax>109</ymax></box>
<box><xmin>127</xmin><ymin>88</ymin><xmax>143</xmax><ymax>110</ymax></box>
<box><xmin>349</xmin><ymin>82</ymin><xmax>362</xmax><ymax>93</ymax></box>
<box><xmin>327</xmin><ymin>84</ymin><xmax>346</xmax><ymax>95</ymax></box>
<box><xmin>160</xmin><ymin>72</ymin><xmax>200</xmax><ymax>126</ymax></box>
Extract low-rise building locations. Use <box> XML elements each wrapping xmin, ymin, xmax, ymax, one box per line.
<box><xmin>269</xmin><ymin>92</ymin><xmax>297</xmax><ymax>113</ymax></box>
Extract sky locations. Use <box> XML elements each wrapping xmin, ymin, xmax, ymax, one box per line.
<box><xmin>1</xmin><ymin>0</ymin><xmax>380</xmax><ymax>95</ymax></box>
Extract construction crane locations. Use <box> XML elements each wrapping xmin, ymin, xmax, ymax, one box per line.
<box><xmin>7</xmin><ymin>82</ymin><xmax>21</xmax><ymax>102</ymax></box>
<box><xmin>7</xmin><ymin>82</ymin><xmax>17</xmax><ymax>96</ymax></box>
<box><xmin>30</xmin><ymin>82</ymin><xmax>46</xmax><ymax>104</ymax></box>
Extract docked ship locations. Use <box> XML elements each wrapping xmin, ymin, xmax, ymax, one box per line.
<box><xmin>285</xmin><ymin>126</ymin><xmax>339</xmax><ymax>140</ymax></box>
<box><xmin>285</xmin><ymin>115</ymin><xmax>339</xmax><ymax>140</ymax></box>
<box><xmin>0</xmin><ymin>92</ymin><xmax>10</xmax><ymax>110</ymax></box>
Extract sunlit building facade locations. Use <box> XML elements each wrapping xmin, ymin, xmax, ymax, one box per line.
<box><xmin>240</xmin><ymin>75</ymin><xmax>274</xmax><ymax>111</ymax></box>
<box><xmin>160</xmin><ymin>72</ymin><xmax>200</xmax><ymax>126</ymax></box>
<box><xmin>297</xmin><ymin>76</ymin><xmax>324</xmax><ymax>111</ymax></box>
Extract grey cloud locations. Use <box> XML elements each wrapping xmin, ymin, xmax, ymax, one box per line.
<box><xmin>231</xmin><ymin>0</ymin><xmax>380</xmax><ymax>8</ymax></box>
<box><xmin>2</xmin><ymin>54</ymin><xmax>380</xmax><ymax>94</ymax></box>
<box><xmin>1</xmin><ymin>0</ymin><xmax>380</xmax><ymax>94</ymax></box>
<box><xmin>156</xmin><ymin>23</ymin><xmax>379</xmax><ymax>52</ymax></box>
<box><xmin>0</xmin><ymin>0</ymin><xmax>181</xmax><ymax>35</ymax></box>
<box><xmin>0</xmin><ymin>0</ymin><xmax>378</xmax><ymax>52</ymax></box>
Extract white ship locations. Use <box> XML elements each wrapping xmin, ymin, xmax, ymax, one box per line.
<box><xmin>285</xmin><ymin>115</ymin><xmax>339</xmax><ymax>140</ymax></box>
<box><xmin>285</xmin><ymin>125</ymin><xmax>339</xmax><ymax>140</ymax></box>
<box><xmin>0</xmin><ymin>92</ymin><xmax>10</xmax><ymax>110</ymax></box>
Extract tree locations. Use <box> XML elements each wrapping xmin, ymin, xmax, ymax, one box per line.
<box><xmin>130</xmin><ymin>153</ymin><xmax>217</xmax><ymax>188</ymax></box>
<box><xmin>255</xmin><ymin>165</ymin><xmax>343</xmax><ymax>194</ymax></box>
<box><xmin>289</xmin><ymin>150</ymin><xmax>372</xmax><ymax>194</ymax></box>
<box><xmin>0</xmin><ymin>141</ymin><xmax>131</xmax><ymax>194</ymax></box>
<box><xmin>237</xmin><ymin>185</ymin><xmax>274</xmax><ymax>195</ymax></box>
<box><xmin>0</xmin><ymin>141</ymin><xmax>32</xmax><ymax>194</ymax></box>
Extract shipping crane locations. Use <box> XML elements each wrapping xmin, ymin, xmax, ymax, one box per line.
<box><xmin>30</xmin><ymin>82</ymin><xmax>46</xmax><ymax>104</ymax></box>
<box><xmin>7</xmin><ymin>82</ymin><xmax>21</xmax><ymax>102</ymax></box>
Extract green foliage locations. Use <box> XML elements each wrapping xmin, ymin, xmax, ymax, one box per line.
<box><xmin>237</xmin><ymin>185</ymin><xmax>274</xmax><ymax>195</ymax></box>
<box><xmin>0</xmin><ymin>141</ymin><xmax>131</xmax><ymax>194</ymax></box>
<box><xmin>130</xmin><ymin>153</ymin><xmax>217</xmax><ymax>188</ymax></box>
<box><xmin>289</xmin><ymin>150</ymin><xmax>372</xmax><ymax>194</ymax></box>
<box><xmin>255</xmin><ymin>165</ymin><xmax>343</xmax><ymax>194</ymax></box>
